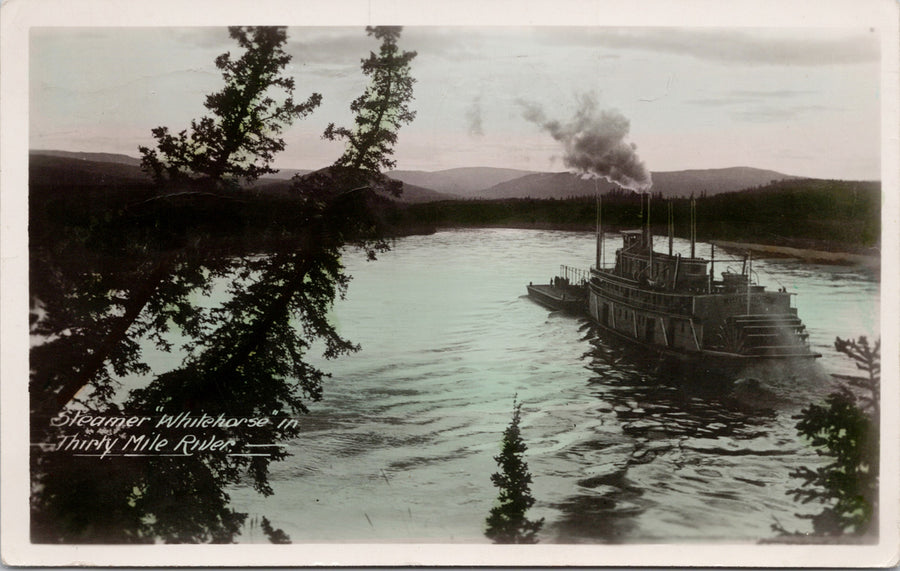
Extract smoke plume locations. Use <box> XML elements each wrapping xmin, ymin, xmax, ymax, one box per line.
<box><xmin>519</xmin><ymin>93</ymin><xmax>652</xmax><ymax>192</ymax></box>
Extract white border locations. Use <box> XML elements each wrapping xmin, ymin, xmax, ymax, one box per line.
<box><xmin>2</xmin><ymin>0</ymin><xmax>898</xmax><ymax>566</ymax></box>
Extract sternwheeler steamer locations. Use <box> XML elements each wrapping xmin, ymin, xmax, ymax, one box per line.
<box><xmin>529</xmin><ymin>194</ymin><xmax>821</xmax><ymax>363</ymax></box>
<box><xmin>586</xmin><ymin>196</ymin><xmax>820</xmax><ymax>362</ymax></box>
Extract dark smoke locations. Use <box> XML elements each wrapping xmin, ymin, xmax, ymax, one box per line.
<box><xmin>519</xmin><ymin>93</ymin><xmax>652</xmax><ymax>192</ymax></box>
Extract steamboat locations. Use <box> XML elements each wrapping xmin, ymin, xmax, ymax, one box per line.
<box><xmin>529</xmin><ymin>196</ymin><xmax>821</xmax><ymax>362</ymax></box>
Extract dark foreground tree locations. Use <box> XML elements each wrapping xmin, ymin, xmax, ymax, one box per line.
<box><xmin>323</xmin><ymin>26</ymin><xmax>417</xmax><ymax>192</ymax></box>
<box><xmin>32</xmin><ymin>26</ymin><xmax>323</xmax><ymax>422</ymax></box>
<box><xmin>485</xmin><ymin>397</ymin><xmax>544</xmax><ymax>544</ymax></box>
<box><xmin>140</xmin><ymin>26</ymin><xmax>322</xmax><ymax>190</ymax></box>
<box><xmin>776</xmin><ymin>336</ymin><xmax>880</xmax><ymax>538</ymax></box>
<box><xmin>31</xmin><ymin>26</ymin><xmax>416</xmax><ymax>543</ymax></box>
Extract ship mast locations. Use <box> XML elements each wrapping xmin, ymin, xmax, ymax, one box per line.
<box><xmin>647</xmin><ymin>193</ymin><xmax>653</xmax><ymax>278</ymax></box>
<box><xmin>668</xmin><ymin>200</ymin><xmax>674</xmax><ymax>257</ymax></box>
<box><xmin>690</xmin><ymin>194</ymin><xmax>696</xmax><ymax>259</ymax></box>
<box><xmin>595</xmin><ymin>190</ymin><xmax>602</xmax><ymax>269</ymax></box>
<box><xmin>746</xmin><ymin>250</ymin><xmax>752</xmax><ymax>314</ymax></box>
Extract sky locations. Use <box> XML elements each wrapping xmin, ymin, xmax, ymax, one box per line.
<box><xmin>30</xmin><ymin>25</ymin><xmax>882</xmax><ymax>180</ymax></box>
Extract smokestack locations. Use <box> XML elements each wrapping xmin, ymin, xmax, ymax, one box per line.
<box><xmin>519</xmin><ymin>93</ymin><xmax>652</xmax><ymax>193</ymax></box>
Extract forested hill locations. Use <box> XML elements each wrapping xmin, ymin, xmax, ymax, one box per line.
<box><xmin>251</xmin><ymin>177</ymin><xmax>458</xmax><ymax>203</ymax></box>
<box><xmin>479</xmin><ymin>167</ymin><xmax>801</xmax><ymax>199</ymax></box>
<box><xmin>28</xmin><ymin>151</ymin><xmax>457</xmax><ymax>203</ymax></box>
<box><xmin>390</xmin><ymin>178</ymin><xmax>881</xmax><ymax>255</ymax></box>
<box><xmin>30</xmin><ymin>149</ymin><xmax>143</xmax><ymax>166</ymax></box>
<box><xmin>30</xmin><ymin>153</ymin><xmax>154</xmax><ymax>189</ymax></box>
<box><xmin>28</xmin><ymin>150</ymin><xmax>879</xmax><ymax>254</ymax></box>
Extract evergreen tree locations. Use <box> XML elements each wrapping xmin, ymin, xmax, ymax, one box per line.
<box><xmin>485</xmin><ymin>398</ymin><xmax>544</xmax><ymax>544</ymax></box>
<box><xmin>31</xmin><ymin>26</ymin><xmax>416</xmax><ymax>544</ymax></box>
<box><xmin>33</xmin><ymin>26</ymin><xmax>323</xmax><ymax>422</ymax></box>
<box><xmin>779</xmin><ymin>336</ymin><xmax>880</xmax><ymax>537</ymax></box>
<box><xmin>140</xmin><ymin>26</ymin><xmax>322</xmax><ymax>190</ymax></box>
<box><xmin>323</xmin><ymin>26</ymin><xmax>416</xmax><ymax>190</ymax></box>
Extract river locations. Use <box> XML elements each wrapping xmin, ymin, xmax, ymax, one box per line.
<box><xmin>227</xmin><ymin>228</ymin><xmax>880</xmax><ymax>544</ymax></box>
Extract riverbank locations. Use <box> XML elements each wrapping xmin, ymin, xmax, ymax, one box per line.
<box><xmin>390</xmin><ymin>217</ymin><xmax>881</xmax><ymax>270</ymax></box>
<box><xmin>710</xmin><ymin>240</ymin><xmax>880</xmax><ymax>270</ymax></box>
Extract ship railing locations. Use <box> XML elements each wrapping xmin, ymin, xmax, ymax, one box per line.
<box><xmin>559</xmin><ymin>265</ymin><xmax>590</xmax><ymax>287</ymax></box>
<box><xmin>594</xmin><ymin>279</ymin><xmax>695</xmax><ymax>316</ymax></box>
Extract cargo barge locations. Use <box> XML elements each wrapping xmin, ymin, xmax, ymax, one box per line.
<box><xmin>526</xmin><ymin>267</ymin><xmax>589</xmax><ymax>314</ymax></box>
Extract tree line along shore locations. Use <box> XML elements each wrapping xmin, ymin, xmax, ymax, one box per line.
<box><xmin>386</xmin><ymin>179</ymin><xmax>881</xmax><ymax>262</ymax></box>
<box><xmin>30</xmin><ymin>174</ymin><xmax>880</xmax><ymax>268</ymax></box>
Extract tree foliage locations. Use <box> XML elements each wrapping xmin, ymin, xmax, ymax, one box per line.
<box><xmin>778</xmin><ymin>336</ymin><xmax>880</xmax><ymax>537</ymax></box>
<box><xmin>31</xmin><ymin>26</ymin><xmax>416</xmax><ymax>544</ymax></box>
<box><xmin>485</xmin><ymin>397</ymin><xmax>544</xmax><ymax>544</ymax></box>
<box><xmin>831</xmin><ymin>336</ymin><xmax>880</xmax><ymax>418</ymax></box>
<box><xmin>140</xmin><ymin>27</ymin><xmax>322</xmax><ymax>189</ymax></box>
<box><xmin>323</xmin><ymin>26</ymin><xmax>417</xmax><ymax>183</ymax></box>
<box><xmin>260</xmin><ymin>517</ymin><xmax>292</xmax><ymax>544</ymax></box>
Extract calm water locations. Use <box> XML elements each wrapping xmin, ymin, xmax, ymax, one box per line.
<box><xmin>227</xmin><ymin>228</ymin><xmax>880</xmax><ymax>544</ymax></box>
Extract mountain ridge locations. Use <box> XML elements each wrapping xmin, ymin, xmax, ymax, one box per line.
<box><xmin>479</xmin><ymin>167</ymin><xmax>803</xmax><ymax>200</ymax></box>
<box><xmin>30</xmin><ymin>149</ymin><xmax>144</xmax><ymax>167</ymax></box>
<box><xmin>31</xmin><ymin>149</ymin><xmax>871</xmax><ymax>204</ymax></box>
<box><xmin>387</xmin><ymin>167</ymin><xmax>538</xmax><ymax>197</ymax></box>
<box><xmin>28</xmin><ymin>150</ymin><xmax>458</xmax><ymax>203</ymax></box>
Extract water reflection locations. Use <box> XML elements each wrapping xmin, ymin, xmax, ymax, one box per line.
<box><xmin>549</xmin><ymin>323</ymin><xmax>815</xmax><ymax>542</ymax></box>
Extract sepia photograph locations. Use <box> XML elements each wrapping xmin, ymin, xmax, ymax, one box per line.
<box><xmin>2</xmin><ymin>0</ymin><xmax>898</xmax><ymax>566</ymax></box>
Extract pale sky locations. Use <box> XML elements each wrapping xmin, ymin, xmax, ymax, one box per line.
<box><xmin>30</xmin><ymin>25</ymin><xmax>882</xmax><ymax>179</ymax></box>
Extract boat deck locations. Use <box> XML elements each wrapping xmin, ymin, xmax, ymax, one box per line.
<box><xmin>526</xmin><ymin>283</ymin><xmax>586</xmax><ymax>314</ymax></box>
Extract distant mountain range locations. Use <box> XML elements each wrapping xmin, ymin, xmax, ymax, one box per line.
<box><xmin>31</xmin><ymin>150</ymin><xmax>814</xmax><ymax>202</ymax></box>
<box><xmin>30</xmin><ymin>149</ymin><xmax>144</xmax><ymax>167</ymax></box>
<box><xmin>387</xmin><ymin>167</ymin><xmax>538</xmax><ymax>197</ymax></box>
<box><xmin>30</xmin><ymin>152</ymin><xmax>153</xmax><ymax>188</ymax></box>
<box><xmin>390</xmin><ymin>166</ymin><xmax>802</xmax><ymax>199</ymax></box>
<box><xmin>28</xmin><ymin>150</ymin><xmax>460</xmax><ymax>203</ymax></box>
<box><xmin>250</xmin><ymin>177</ymin><xmax>458</xmax><ymax>204</ymax></box>
<box><xmin>477</xmin><ymin>167</ymin><xmax>800</xmax><ymax>199</ymax></box>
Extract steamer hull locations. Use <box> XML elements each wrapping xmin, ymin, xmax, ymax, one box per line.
<box><xmin>587</xmin><ymin>230</ymin><xmax>820</xmax><ymax>361</ymax></box>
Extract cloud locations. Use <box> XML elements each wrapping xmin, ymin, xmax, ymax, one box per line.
<box><xmin>684</xmin><ymin>90</ymin><xmax>812</xmax><ymax>108</ymax></box>
<box><xmin>285</xmin><ymin>27</ymin><xmax>374</xmax><ymax>65</ymax></box>
<box><xmin>732</xmin><ymin>104</ymin><xmax>834</xmax><ymax>123</ymax></box>
<box><xmin>284</xmin><ymin>26</ymin><xmax>474</xmax><ymax>65</ymax></box>
<box><xmin>728</xmin><ymin>89</ymin><xmax>816</xmax><ymax>98</ymax></box>
<box><xmin>534</xmin><ymin>27</ymin><xmax>879</xmax><ymax>67</ymax></box>
<box><xmin>684</xmin><ymin>97</ymin><xmax>754</xmax><ymax>107</ymax></box>
<box><xmin>684</xmin><ymin>89</ymin><xmax>836</xmax><ymax>122</ymax></box>
<box><xmin>169</xmin><ymin>27</ymin><xmax>233</xmax><ymax>50</ymax></box>
<box><xmin>400</xmin><ymin>27</ymin><xmax>484</xmax><ymax>60</ymax></box>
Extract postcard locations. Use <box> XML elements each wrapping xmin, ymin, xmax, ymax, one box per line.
<box><xmin>2</xmin><ymin>0</ymin><xmax>898</xmax><ymax>566</ymax></box>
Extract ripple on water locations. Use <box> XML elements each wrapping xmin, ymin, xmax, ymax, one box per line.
<box><xmin>218</xmin><ymin>229</ymin><xmax>878</xmax><ymax>543</ymax></box>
